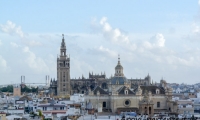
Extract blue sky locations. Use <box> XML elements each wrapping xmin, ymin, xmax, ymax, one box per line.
<box><xmin>0</xmin><ymin>1</ymin><xmax>200</xmax><ymax>85</ymax></box>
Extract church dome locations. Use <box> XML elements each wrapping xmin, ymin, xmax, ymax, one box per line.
<box><xmin>111</xmin><ymin>76</ymin><xmax>128</xmax><ymax>85</ymax></box>
<box><xmin>115</xmin><ymin>63</ymin><xmax>123</xmax><ymax>69</ymax></box>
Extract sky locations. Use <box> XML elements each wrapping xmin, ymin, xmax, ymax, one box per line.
<box><xmin>0</xmin><ymin>0</ymin><xmax>200</xmax><ymax>85</ymax></box>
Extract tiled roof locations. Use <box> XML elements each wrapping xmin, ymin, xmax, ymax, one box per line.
<box><xmin>140</xmin><ymin>85</ymin><xmax>165</xmax><ymax>94</ymax></box>
<box><xmin>19</xmin><ymin>95</ymin><xmax>32</xmax><ymax>101</ymax></box>
<box><xmin>117</xmin><ymin>86</ymin><xmax>135</xmax><ymax>95</ymax></box>
<box><xmin>92</xmin><ymin>86</ymin><xmax>108</xmax><ymax>95</ymax></box>
<box><xmin>38</xmin><ymin>104</ymin><xmax>65</xmax><ymax>107</ymax></box>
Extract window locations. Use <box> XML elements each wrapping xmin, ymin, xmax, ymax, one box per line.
<box><xmin>116</xmin><ymin>81</ymin><xmax>119</xmax><ymax>84</ymax></box>
<box><xmin>125</xmin><ymin>100</ymin><xmax>129</xmax><ymax>105</ymax></box>
<box><xmin>43</xmin><ymin>107</ymin><xmax>47</xmax><ymax>111</ymax></box>
<box><xmin>125</xmin><ymin>90</ymin><xmax>128</xmax><ymax>95</ymax></box>
<box><xmin>149</xmin><ymin>107</ymin><xmax>151</xmax><ymax>114</ymax></box>
<box><xmin>103</xmin><ymin>102</ymin><xmax>106</xmax><ymax>108</ymax></box>
<box><xmin>156</xmin><ymin>89</ymin><xmax>159</xmax><ymax>94</ymax></box>
<box><xmin>157</xmin><ymin>102</ymin><xmax>160</xmax><ymax>108</ymax></box>
<box><xmin>124</xmin><ymin>99</ymin><xmax>131</xmax><ymax>106</ymax></box>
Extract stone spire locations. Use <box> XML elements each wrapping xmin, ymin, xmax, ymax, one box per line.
<box><xmin>60</xmin><ymin>34</ymin><xmax>66</xmax><ymax>57</ymax></box>
<box><xmin>61</xmin><ymin>34</ymin><xmax>66</xmax><ymax>47</ymax></box>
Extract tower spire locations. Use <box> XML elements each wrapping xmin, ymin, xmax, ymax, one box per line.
<box><xmin>115</xmin><ymin>54</ymin><xmax>124</xmax><ymax>77</ymax></box>
<box><xmin>61</xmin><ymin>34</ymin><xmax>65</xmax><ymax>47</ymax></box>
<box><xmin>118</xmin><ymin>54</ymin><xmax>120</xmax><ymax>64</ymax></box>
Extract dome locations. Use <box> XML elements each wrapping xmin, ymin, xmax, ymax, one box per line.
<box><xmin>115</xmin><ymin>64</ymin><xmax>123</xmax><ymax>69</ymax></box>
<box><xmin>111</xmin><ymin>76</ymin><xmax>128</xmax><ymax>85</ymax></box>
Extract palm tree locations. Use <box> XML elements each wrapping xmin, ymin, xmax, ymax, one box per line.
<box><xmin>39</xmin><ymin>110</ymin><xmax>44</xmax><ymax>120</ymax></box>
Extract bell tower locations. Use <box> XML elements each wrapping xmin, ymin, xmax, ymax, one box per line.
<box><xmin>57</xmin><ymin>34</ymin><xmax>71</xmax><ymax>96</ymax></box>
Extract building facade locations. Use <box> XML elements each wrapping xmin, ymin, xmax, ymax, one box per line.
<box><xmin>49</xmin><ymin>35</ymin><xmax>177</xmax><ymax>115</ymax></box>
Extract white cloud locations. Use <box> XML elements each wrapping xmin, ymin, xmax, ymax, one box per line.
<box><xmin>193</xmin><ymin>23</ymin><xmax>200</xmax><ymax>34</ymax></box>
<box><xmin>92</xmin><ymin>17</ymin><xmax>137</xmax><ymax>51</ymax></box>
<box><xmin>155</xmin><ymin>33</ymin><xmax>165</xmax><ymax>47</ymax></box>
<box><xmin>98</xmin><ymin>46</ymin><xmax>118</xmax><ymax>58</ymax></box>
<box><xmin>27</xmin><ymin>40</ymin><xmax>42</xmax><ymax>46</ymax></box>
<box><xmin>0</xmin><ymin>55</ymin><xmax>8</xmax><ymax>72</ymax></box>
<box><xmin>99</xmin><ymin>17</ymin><xmax>130</xmax><ymax>44</ymax></box>
<box><xmin>10</xmin><ymin>42</ymin><xmax>19</xmax><ymax>48</ymax></box>
<box><xmin>142</xmin><ymin>33</ymin><xmax>165</xmax><ymax>50</ymax></box>
<box><xmin>184</xmin><ymin>23</ymin><xmax>200</xmax><ymax>42</ymax></box>
<box><xmin>199</xmin><ymin>0</ymin><xmax>200</xmax><ymax>5</ymax></box>
<box><xmin>23</xmin><ymin>46</ymin><xmax>49</xmax><ymax>72</ymax></box>
<box><xmin>0</xmin><ymin>20</ymin><xmax>24</xmax><ymax>38</ymax></box>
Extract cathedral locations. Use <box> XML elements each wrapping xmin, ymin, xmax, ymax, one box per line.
<box><xmin>49</xmin><ymin>35</ymin><xmax>177</xmax><ymax>115</ymax></box>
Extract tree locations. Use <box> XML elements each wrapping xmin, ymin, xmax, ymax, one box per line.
<box><xmin>0</xmin><ymin>85</ymin><xmax>13</xmax><ymax>92</ymax></box>
<box><xmin>38</xmin><ymin>110</ymin><xmax>44</xmax><ymax>120</ymax></box>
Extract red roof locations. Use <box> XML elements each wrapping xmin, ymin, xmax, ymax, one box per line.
<box><xmin>42</xmin><ymin>110</ymin><xmax>67</xmax><ymax>114</ymax></box>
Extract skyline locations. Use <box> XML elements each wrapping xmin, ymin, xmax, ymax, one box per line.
<box><xmin>0</xmin><ymin>1</ymin><xmax>200</xmax><ymax>84</ymax></box>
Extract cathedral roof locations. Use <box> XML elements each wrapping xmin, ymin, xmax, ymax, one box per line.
<box><xmin>92</xmin><ymin>86</ymin><xmax>108</xmax><ymax>95</ymax></box>
<box><xmin>111</xmin><ymin>76</ymin><xmax>128</xmax><ymax>85</ymax></box>
<box><xmin>117</xmin><ymin>86</ymin><xmax>135</xmax><ymax>95</ymax></box>
<box><xmin>140</xmin><ymin>85</ymin><xmax>165</xmax><ymax>94</ymax></box>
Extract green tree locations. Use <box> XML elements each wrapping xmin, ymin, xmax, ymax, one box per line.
<box><xmin>0</xmin><ymin>85</ymin><xmax>13</xmax><ymax>92</ymax></box>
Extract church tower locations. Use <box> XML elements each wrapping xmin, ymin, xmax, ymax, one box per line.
<box><xmin>114</xmin><ymin>55</ymin><xmax>124</xmax><ymax>77</ymax></box>
<box><xmin>57</xmin><ymin>34</ymin><xmax>71</xmax><ymax>96</ymax></box>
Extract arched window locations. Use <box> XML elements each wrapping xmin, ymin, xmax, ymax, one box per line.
<box><xmin>125</xmin><ymin>90</ymin><xmax>128</xmax><ymax>95</ymax></box>
<box><xmin>156</xmin><ymin>89</ymin><xmax>160</xmax><ymax>94</ymax></box>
